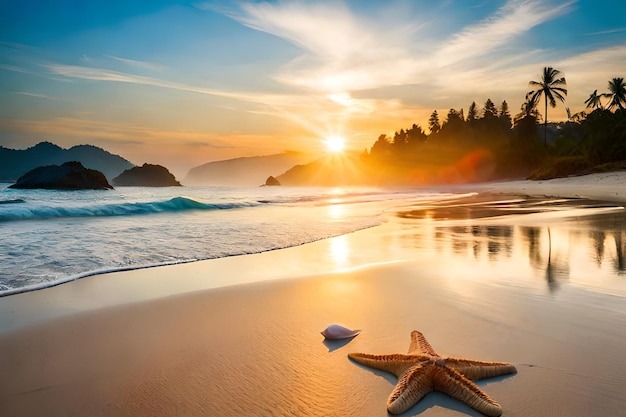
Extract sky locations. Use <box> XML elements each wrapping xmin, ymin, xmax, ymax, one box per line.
<box><xmin>1</xmin><ymin>0</ymin><xmax>625</xmax><ymax>177</ymax></box>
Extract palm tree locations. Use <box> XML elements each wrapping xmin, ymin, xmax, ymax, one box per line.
<box><xmin>527</xmin><ymin>67</ymin><xmax>567</xmax><ymax>148</ymax></box>
<box><xmin>514</xmin><ymin>93</ymin><xmax>541</xmax><ymax>125</ymax></box>
<box><xmin>603</xmin><ymin>77</ymin><xmax>626</xmax><ymax>111</ymax></box>
<box><xmin>584</xmin><ymin>89</ymin><xmax>603</xmax><ymax>110</ymax></box>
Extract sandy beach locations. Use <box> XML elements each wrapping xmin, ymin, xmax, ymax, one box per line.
<box><xmin>2</xmin><ymin>172</ymin><xmax>626</xmax><ymax>417</ymax></box>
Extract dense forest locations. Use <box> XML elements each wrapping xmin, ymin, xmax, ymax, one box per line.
<box><xmin>358</xmin><ymin>68</ymin><xmax>626</xmax><ymax>184</ymax></box>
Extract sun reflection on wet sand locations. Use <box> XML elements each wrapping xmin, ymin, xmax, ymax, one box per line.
<box><xmin>391</xmin><ymin>194</ymin><xmax>626</xmax><ymax>296</ymax></box>
<box><xmin>329</xmin><ymin>234</ymin><xmax>350</xmax><ymax>268</ymax></box>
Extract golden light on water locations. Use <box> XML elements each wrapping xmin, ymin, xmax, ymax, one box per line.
<box><xmin>327</xmin><ymin>202</ymin><xmax>346</xmax><ymax>220</ymax></box>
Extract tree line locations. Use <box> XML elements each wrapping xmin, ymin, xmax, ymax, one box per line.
<box><xmin>360</xmin><ymin>67</ymin><xmax>626</xmax><ymax>182</ymax></box>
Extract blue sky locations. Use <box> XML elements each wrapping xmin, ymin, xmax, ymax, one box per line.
<box><xmin>1</xmin><ymin>0</ymin><xmax>625</xmax><ymax>175</ymax></box>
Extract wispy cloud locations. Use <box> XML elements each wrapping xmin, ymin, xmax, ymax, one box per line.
<box><xmin>13</xmin><ymin>91</ymin><xmax>58</xmax><ymax>100</ymax></box>
<box><xmin>43</xmin><ymin>62</ymin><xmax>379</xmax><ymax>126</ymax></box>
<box><xmin>224</xmin><ymin>1</ymin><xmax>423</xmax><ymax>91</ymax></box>
<box><xmin>0</xmin><ymin>64</ymin><xmax>38</xmax><ymax>75</ymax></box>
<box><xmin>223</xmin><ymin>0</ymin><xmax>575</xmax><ymax>95</ymax></box>
<box><xmin>104</xmin><ymin>55</ymin><xmax>167</xmax><ymax>72</ymax></box>
<box><xmin>433</xmin><ymin>0</ymin><xmax>575</xmax><ymax>67</ymax></box>
<box><xmin>0</xmin><ymin>41</ymin><xmax>42</xmax><ymax>54</ymax></box>
<box><xmin>46</xmin><ymin>63</ymin><xmax>250</xmax><ymax>100</ymax></box>
<box><xmin>586</xmin><ymin>27</ymin><xmax>626</xmax><ymax>36</ymax></box>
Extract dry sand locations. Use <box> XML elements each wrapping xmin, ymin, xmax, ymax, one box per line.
<box><xmin>471</xmin><ymin>171</ymin><xmax>626</xmax><ymax>203</ymax></box>
<box><xmin>1</xmin><ymin>172</ymin><xmax>626</xmax><ymax>417</ymax></box>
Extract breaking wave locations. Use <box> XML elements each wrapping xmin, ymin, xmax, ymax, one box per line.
<box><xmin>0</xmin><ymin>196</ymin><xmax>260</xmax><ymax>221</ymax></box>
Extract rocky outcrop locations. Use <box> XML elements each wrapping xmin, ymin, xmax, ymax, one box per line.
<box><xmin>113</xmin><ymin>163</ymin><xmax>181</xmax><ymax>187</ymax></box>
<box><xmin>264</xmin><ymin>176</ymin><xmax>281</xmax><ymax>186</ymax></box>
<box><xmin>9</xmin><ymin>161</ymin><xmax>113</xmax><ymax>190</ymax></box>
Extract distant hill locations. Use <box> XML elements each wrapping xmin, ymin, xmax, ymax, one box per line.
<box><xmin>184</xmin><ymin>152</ymin><xmax>314</xmax><ymax>186</ymax></box>
<box><xmin>276</xmin><ymin>154</ymin><xmax>370</xmax><ymax>186</ymax></box>
<box><xmin>0</xmin><ymin>141</ymin><xmax>135</xmax><ymax>181</ymax></box>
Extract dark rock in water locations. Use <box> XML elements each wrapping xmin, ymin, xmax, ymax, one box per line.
<box><xmin>264</xmin><ymin>175</ymin><xmax>281</xmax><ymax>186</ymax></box>
<box><xmin>113</xmin><ymin>163</ymin><xmax>181</xmax><ymax>187</ymax></box>
<box><xmin>9</xmin><ymin>161</ymin><xmax>113</xmax><ymax>190</ymax></box>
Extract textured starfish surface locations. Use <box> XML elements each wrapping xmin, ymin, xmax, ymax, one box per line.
<box><xmin>348</xmin><ymin>331</ymin><xmax>516</xmax><ymax>416</ymax></box>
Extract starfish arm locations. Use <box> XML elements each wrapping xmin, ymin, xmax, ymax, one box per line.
<box><xmin>433</xmin><ymin>366</ymin><xmax>503</xmax><ymax>417</ymax></box>
<box><xmin>348</xmin><ymin>353</ymin><xmax>425</xmax><ymax>377</ymax></box>
<box><xmin>387</xmin><ymin>363</ymin><xmax>435</xmax><ymax>415</ymax></box>
<box><xmin>445</xmin><ymin>358</ymin><xmax>517</xmax><ymax>380</ymax></box>
<box><xmin>408</xmin><ymin>330</ymin><xmax>439</xmax><ymax>356</ymax></box>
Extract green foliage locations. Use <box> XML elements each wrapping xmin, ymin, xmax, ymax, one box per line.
<box><xmin>467</xmin><ymin>101</ymin><xmax>478</xmax><ymax>124</ymax></box>
<box><xmin>582</xmin><ymin>109</ymin><xmax>626</xmax><ymax>163</ymax></box>
<box><xmin>406</xmin><ymin>124</ymin><xmax>427</xmax><ymax>153</ymax></box>
<box><xmin>527</xmin><ymin>67</ymin><xmax>568</xmax><ymax>110</ymax></box>
<box><xmin>554</xmin><ymin>134</ymin><xmax>581</xmax><ymax>156</ymax></box>
<box><xmin>527</xmin><ymin>156</ymin><xmax>593</xmax><ymax>180</ymax></box>
<box><xmin>428</xmin><ymin>110</ymin><xmax>441</xmax><ymax>134</ymax></box>
<box><xmin>359</xmin><ymin>71</ymin><xmax>624</xmax><ymax>185</ymax></box>
<box><xmin>482</xmin><ymin>99</ymin><xmax>498</xmax><ymax>119</ymax></box>
<box><xmin>370</xmin><ymin>134</ymin><xmax>391</xmax><ymax>160</ymax></box>
<box><xmin>585</xmin><ymin>89</ymin><xmax>603</xmax><ymax>110</ymax></box>
<box><xmin>365</xmin><ymin>98</ymin><xmax>526</xmax><ymax>183</ymax></box>
<box><xmin>499</xmin><ymin>101</ymin><xmax>512</xmax><ymax>130</ymax></box>
<box><xmin>527</xmin><ymin>66</ymin><xmax>567</xmax><ymax>147</ymax></box>
<box><xmin>603</xmin><ymin>77</ymin><xmax>626</xmax><ymax>111</ymax></box>
<box><xmin>593</xmin><ymin>160</ymin><xmax>626</xmax><ymax>172</ymax></box>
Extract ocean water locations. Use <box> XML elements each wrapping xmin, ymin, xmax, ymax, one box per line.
<box><xmin>4</xmin><ymin>183</ymin><xmax>626</xmax><ymax>300</ymax></box>
<box><xmin>0</xmin><ymin>184</ymin><xmax>443</xmax><ymax>296</ymax></box>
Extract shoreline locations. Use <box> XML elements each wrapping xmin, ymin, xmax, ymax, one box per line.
<box><xmin>2</xmin><ymin>170</ymin><xmax>625</xmax><ymax>303</ymax></box>
<box><xmin>2</xmin><ymin>171</ymin><xmax>626</xmax><ymax>416</ymax></box>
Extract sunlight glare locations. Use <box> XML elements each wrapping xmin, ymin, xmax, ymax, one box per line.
<box><xmin>325</xmin><ymin>135</ymin><xmax>346</xmax><ymax>153</ymax></box>
<box><xmin>329</xmin><ymin>234</ymin><xmax>350</xmax><ymax>268</ymax></box>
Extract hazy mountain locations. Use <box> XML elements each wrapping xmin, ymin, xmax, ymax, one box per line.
<box><xmin>0</xmin><ymin>141</ymin><xmax>135</xmax><ymax>181</ymax></box>
<box><xmin>276</xmin><ymin>154</ymin><xmax>369</xmax><ymax>186</ymax></box>
<box><xmin>184</xmin><ymin>152</ymin><xmax>314</xmax><ymax>186</ymax></box>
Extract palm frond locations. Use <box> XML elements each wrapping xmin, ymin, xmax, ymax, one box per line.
<box><xmin>552</xmin><ymin>90</ymin><xmax>567</xmax><ymax>102</ymax></box>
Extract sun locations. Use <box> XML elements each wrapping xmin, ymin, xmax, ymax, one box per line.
<box><xmin>324</xmin><ymin>135</ymin><xmax>346</xmax><ymax>154</ymax></box>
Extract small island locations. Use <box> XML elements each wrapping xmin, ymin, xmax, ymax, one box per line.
<box><xmin>263</xmin><ymin>176</ymin><xmax>281</xmax><ymax>186</ymax></box>
<box><xmin>112</xmin><ymin>163</ymin><xmax>181</xmax><ymax>187</ymax></box>
<box><xmin>9</xmin><ymin>161</ymin><xmax>113</xmax><ymax>190</ymax></box>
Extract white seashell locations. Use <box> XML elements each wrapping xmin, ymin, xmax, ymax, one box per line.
<box><xmin>321</xmin><ymin>324</ymin><xmax>361</xmax><ymax>340</ymax></box>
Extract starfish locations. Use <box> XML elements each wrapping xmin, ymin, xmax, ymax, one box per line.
<box><xmin>348</xmin><ymin>331</ymin><xmax>516</xmax><ymax>416</ymax></box>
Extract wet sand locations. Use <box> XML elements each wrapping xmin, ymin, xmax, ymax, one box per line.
<box><xmin>1</xmin><ymin>172</ymin><xmax>626</xmax><ymax>417</ymax></box>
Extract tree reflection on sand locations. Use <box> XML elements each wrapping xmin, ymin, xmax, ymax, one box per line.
<box><xmin>395</xmin><ymin>194</ymin><xmax>626</xmax><ymax>293</ymax></box>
